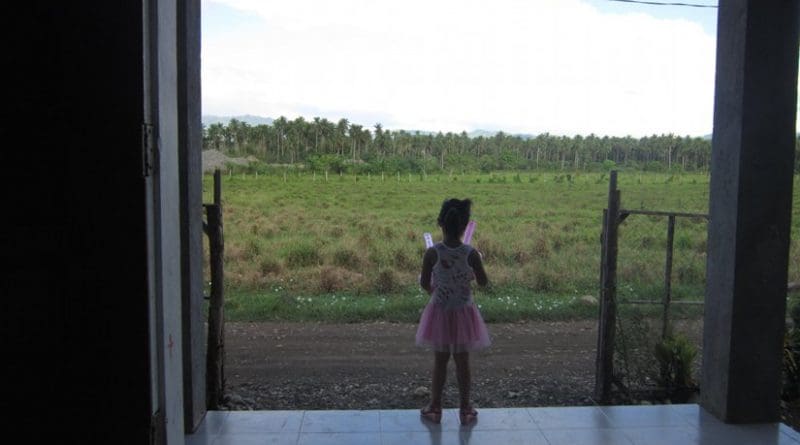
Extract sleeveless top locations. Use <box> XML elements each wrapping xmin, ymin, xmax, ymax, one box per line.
<box><xmin>431</xmin><ymin>242</ymin><xmax>476</xmax><ymax>310</ymax></box>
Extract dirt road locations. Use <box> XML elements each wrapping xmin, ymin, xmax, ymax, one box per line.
<box><xmin>223</xmin><ymin>320</ymin><xmax>600</xmax><ymax>410</ymax></box>
<box><xmin>218</xmin><ymin>318</ymin><xmax>800</xmax><ymax>433</ymax></box>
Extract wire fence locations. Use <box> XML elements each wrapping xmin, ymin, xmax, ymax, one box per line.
<box><xmin>595</xmin><ymin>171</ymin><xmax>707</xmax><ymax>403</ymax></box>
<box><xmin>613</xmin><ymin>210</ymin><xmax>707</xmax><ymax>398</ymax></box>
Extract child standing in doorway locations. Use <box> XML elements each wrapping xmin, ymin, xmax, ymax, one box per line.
<box><xmin>416</xmin><ymin>198</ymin><xmax>491</xmax><ymax>425</ymax></box>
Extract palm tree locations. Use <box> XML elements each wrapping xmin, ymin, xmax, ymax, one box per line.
<box><xmin>273</xmin><ymin>116</ymin><xmax>288</xmax><ymax>162</ymax></box>
<box><xmin>205</xmin><ymin>123</ymin><xmax>226</xmax><ymax>150</ymax></box>
<box><xmin>253</xmin><ymin>124</ymin><xmax>272</xmax><ymax>160</ymax></box>
<box><xmin>319</xmin><ymin>118</ymin><xmax>335</xmax><ymax>154</ymax></box>
<box><xmin>289</xmin><ymin>116</ymin><xmax>308</xmax><ymax>164</ymax></box>
<box><xmin>374</xmin><ymin>123</ymin><xmax>385</xmax><ymax>159</ymax></box>
<box><xmin>313</xmin><ymin>117</ymin><xmax>321</xmax><ymax>151</ymax></box>
<box><xmin>349</xmin><ymin>123</ymin><xmax>362</xmax><ymax>161</ymax></box>
<box><xmin>336</xmin><ymin>118</ymin><xmax>349</xmax><ymax>157</ymax></box>
<box><xmin>359</xmin><ymin>128</ymin><xmax>372</xmax><ymax>160</ymax></box>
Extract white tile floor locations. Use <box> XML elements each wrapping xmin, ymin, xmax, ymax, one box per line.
<box><xmin>185</xmin><ymin>404</ymin><xmax>800</xmax><ymax>445</ymax></box>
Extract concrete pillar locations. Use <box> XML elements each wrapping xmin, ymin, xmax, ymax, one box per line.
<box><xmin>702</xmin><ymin>0</ymin><xmax>799</xmax><ymax>423</ymax></box>
<box><xmin>178</xmin><ymin>0</ymin><xmax>206</xmax><ymax>433</ymax></box>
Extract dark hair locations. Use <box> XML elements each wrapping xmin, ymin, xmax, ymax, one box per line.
<box><xmin>437</xmin><ymin>198</ymin><xmax>472</xmax><ymax>237</ymax></box>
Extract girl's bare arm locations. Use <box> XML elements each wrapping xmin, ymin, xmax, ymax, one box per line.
<box><xmin>468</xmin><ymin>249</ymin><xmax>488</xmax><ymax>287</ymax></box>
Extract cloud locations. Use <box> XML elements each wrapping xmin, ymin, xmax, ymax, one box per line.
<box><xmin>201</xmin><ymin>0</ymin><xmax>717</xmax><ymax>137</ymax></box>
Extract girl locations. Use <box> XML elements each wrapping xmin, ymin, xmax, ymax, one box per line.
<box><xmin>416</xmin><ymin>198</ymin><xmax>491</xmax><ymax>425</ymax></box>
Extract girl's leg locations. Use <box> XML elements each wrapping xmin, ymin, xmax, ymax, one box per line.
<box><xmin>430</xmin><ymin>351</ymin><xmax>451</xmax><ymax>408</ymax></box>
<box><xmin>453</xmin><ymin>352</ymin><xmax>471</xmax><ymax>409</ymax></box>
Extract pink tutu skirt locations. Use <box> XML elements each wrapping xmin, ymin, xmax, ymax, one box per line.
<box><xmin>415</xmin><ymin>302</ymin><xmax>491</xmax><ymax>353</ymax></box>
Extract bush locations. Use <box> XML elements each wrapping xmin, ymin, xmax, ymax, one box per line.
<box><xmin>374</xmin><ymin>268</ymin><xmax>399</xmax><ymax>294</ymax></box>
<box><xmin>244</xmin><ymin>238</ymin><xmax>262</xmax><ymax>260</ymax></box>
<box><xmin>614</xmin><ymin>309</ymin><xmax>660</xmax><ymax>388</ymax></box>
<box><xmin>653</xmin><ymin>333</ymin><xmax>697</xmax><ymax>390</ymax></box>
<box><xmin>532</xmin><ymin>269</ymin><xmax>558</xmax><ymax>292</ymax></box>
<box><xmin>332</xmin><ymin>248</ymin><xmax>361</xmax><ymax>270</ymax></box>
<box><xmin>284</xmin><ymin>243</ymin><xmax>321</xmax><ymax>267</ymax></box>
<box><xmin>531</xmin><ymin>237</ymin><xmax>551</xmax><ymax>259</ymax></box>
<box><xmin>392</xmin><ymin>249</ymin><xmax>415</xmax><ymax>271</ymax></box>
<box><xmin>783</xmin><ymin>327</ymin><xmax>800</xmax><ymax>401</ymax></box>
<box><xmin>319</xmin><ymin>266</ymin><xmax>346</xmax><ymax>292</ymax></box>
<box><xmin>783</xmin><ymin>302</ymin><xmax>800</xmax><ymax>401</ymax></box>
<box><xmin>259</xmin><ymin>258</ymin><xmax>283</xmax><ymax>276</ymax></box>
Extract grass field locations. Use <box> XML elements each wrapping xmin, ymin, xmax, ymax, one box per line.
<box><xmin>203</xmin><ymin>170</ymin><xmax>800</xmax><ymax>322</ymax></box>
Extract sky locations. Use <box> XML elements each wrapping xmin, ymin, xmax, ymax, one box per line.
<box><xmin>201</xmin><ymin>0</ymin><xmax>729</xmax><ymax>138</ymax></box>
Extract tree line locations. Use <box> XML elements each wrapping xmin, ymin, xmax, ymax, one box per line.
<box><xmin>203</xmin><ymin>116</ymin><xmax>800</xmax><ymax>173</ymax></box>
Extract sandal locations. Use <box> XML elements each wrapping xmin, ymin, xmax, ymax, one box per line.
<box><xmin>459</xmin><ymin>406</ymin><xmax>478</xmax><ymax>425</ymax></box>
<box><xmin>420</xmin><ymin>405</ymin><xmax>442</xmax><ymax>424</ymax></box>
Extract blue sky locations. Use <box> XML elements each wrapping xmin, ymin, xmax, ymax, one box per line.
<box><xmin>586</xmin><ymin>0</ymin><xmax>717</xmax><ymax>36</ymax></box>
<box><xmin>201</xmin><ymin>0</ymin><xmax>731</xmax><ymax>137</ymax></box>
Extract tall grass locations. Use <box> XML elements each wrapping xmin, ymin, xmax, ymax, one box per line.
<box><xmin>203</xmin><ymin>170</ymin><xmax>800</xmax><ymax>322</ymax></box>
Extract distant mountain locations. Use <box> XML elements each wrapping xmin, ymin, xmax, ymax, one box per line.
<box><xmin>405</xmin><ymin>129</ymin><xmax>533</xmax><ymax>139</ymax></box>
<box><xmin>406</xmin><ymin>129</ymin><xmax>436</xmax><ymax>136</ymax></box>
<box><xmin>467</xmin><ymin>129</ymin><xmax>536</xmax><ymax>139</ymax></box>
<box><xmin>467</xmin><ymin>129</ymin><xmax>497</xmax><ymax>138</ymax></box>
<box><xmin>202</xmin><ymin>114</ymin><xmax>274</xmax><ymax>127</ymax></box>
<box><xmin>203</xmin><ymin>116</ymin><xmax>725</xmax><ymax>141</ymax></box>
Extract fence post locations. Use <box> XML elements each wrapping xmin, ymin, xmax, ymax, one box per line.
<box><xmin>662</xmin><ymin>215</ymin><xmax>676</xmax><ymax>340</ymax></box>
<box><xmin>205</xmin><ymin>169</ymin><xmax>225</xmax><ymax>409</ymax></box>
<box><xmin>599</xmin><ymin>209</ymin><xmax>608</xmax><ymax>289</ymax></box>
<box><xmin>214</xmin><ymin>168</ymin><xmax>221</xmax><ymax>205</ymax></box>
<box><xmin>595</xmin><ymin>170</ymin><xmax>620</xmax><ymax>403</ymax></box>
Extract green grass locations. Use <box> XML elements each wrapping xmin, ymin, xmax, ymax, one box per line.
<box><xmin>222</xmin><ymin>286</ymin><xmax>599</xmax><ymax>323</ymax></box>
<box><xmin>204</xmin><ymin>170</ymin><xmax>800</xmax><ymax>322</ymax></box>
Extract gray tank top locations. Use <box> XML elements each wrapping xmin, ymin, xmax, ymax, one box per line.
<box><xmin>431</xmin><ymin>242</ymin><xmax>475</xmax><ymax>310</ymax></box>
